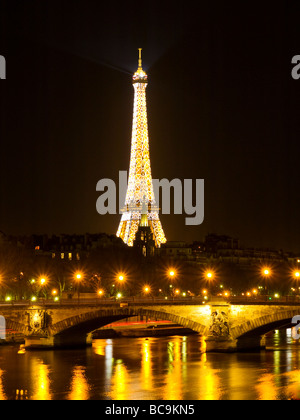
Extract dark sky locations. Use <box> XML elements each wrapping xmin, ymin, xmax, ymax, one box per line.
<box><xmin>0</xmin><ymin>0</ymin><xmax>300</xmax><ymax>252</ymax></box>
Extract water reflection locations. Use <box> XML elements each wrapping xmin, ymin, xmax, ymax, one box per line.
<box><xmin>255</xmin><ymin>373</ymin><xmax>278</xmax><ymax>400</ymax></box>
<box><xmin>31</xmin><ymin>361</ymin><xmax>52</xmax><ymax>400</ymax></box>
<box><xmin>196</xmin><ymin>353</ymin><xmax>223</xmax><ymax>400</ymax></box>
<box><xmin>110</xmin><ymin>359</ymin><xmax>131</xmax><ymax>400</ymax></box>
<box><xmin>67</xmin><ymin>366</ymin><xmax>90</xmax><ymax>400</ymax></box>
<box><xmin>164</xmin><ymin>338</ymin><xmax>184</xmax><ymax>399</ymax></box>
<box><xmin>0</xmin><ymin>331</ymin><xmax>300</xmax><ymax>399</ymax></box>
<box><xmin>0</xmin><ymin>369</ymin><xmax>6</xmax><ymax>400</ymax></box>
<box><xmin>141</xmin><ymin>339</ymin><xmax>152</xmax><ymax>391</ymax></box>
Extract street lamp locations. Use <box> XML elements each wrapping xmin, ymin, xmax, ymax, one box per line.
<box><xmin>74</xmin><ymin>272</ymin><xmax>83</xmax><ymax>304</ymax></box>
<box><xmin>202</xmin><ymin>269</ymin><xmax>216</xmax><ymax>296</ymax></box>
<box><xmin>39</xmin><ymin>276</ymin><xmax>49</xmax><ymax>300</ymax></box>
<box><xmin>40</xmin><ymin>277</ymin><xmax>47</xmax><ymax>286</ymax></box>
<box><xmin>114</xmin><ymin>273</ymin><xmax>127</xmax><ymax>298</ymax></box>
<box><xmin>143</xmin><ymin>285</ymin><xmax>151</xmax><ymax>296</ymax></box>
<box><xmin>294</xmin><ymin>271</ymin><xmax>300</xmax><ymax>279</ymax></box>
<box><xmin>203</xmin><ymin>269</ymin><xmax>216</xmax><ymax>282</ymax></box>
<box><xmin>261</xmin><ymin>267</ymin><xmax>271</xmax><ymax>296</ymax></box>
<box><xmin>167</xmin><ymin>269</ymin><xmax>177</xmax><ymax>297</ymax></box>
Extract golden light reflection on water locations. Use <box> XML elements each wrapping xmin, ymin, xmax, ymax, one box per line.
<box><xmin>283</xmin><ymin>370</ymin><xmax>300</xmax><ymax>400</ymax></box>
<box><xmin>0</xmin><ymin>369</ymin><xmax>6</xmax><ymax>400</ymax></box>
<box><xmin>255</xmin><ymin>372</ymin><xmax>278</xmax><ymax>400</ymax></box>
<box><xmin>103</xmin><ymin>336</ymin><xmax>225</xmax><ymax>400</ymax></box>
<box><xmin>141</xmin><ymin>339</ymin><xmax>153</xmax><ymax>391</ymax></box>
<box><xmin>67</xmin><ymin>366</ymin><xmax>90</xmax><ymax>400</ymax></box>
<box><xmin>109</xmin><ymin>359</ymin><xmax>131</xmax><ymax>400</ymax></box>
<box><xmin>1</xmin><ymin>331</ymin><xmax>300</xmax><ymax>400</ymax></box>
<box><xmin>163</xmin><ymin>337</ymin><xmax>183</xmax><ymax>399</ymax></box>
<box><xmin>93</xmin><ymin>340</ymin><xmax>106</xmax><ymax>357</ymax></box>
<box><xmin>31</xmin><ymin>361</ymin><xmax>52</xmax><ymax>400</ymax></box>
<box><xmin>196</xmin><ymin>352</ymin><xmax>223</xmax><ymax>400</ymax></box>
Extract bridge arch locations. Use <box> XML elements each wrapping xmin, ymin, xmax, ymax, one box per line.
<box><xmin>50</xmin><ymin>308</ymin><xmax>136</xmax><ymax>347</ymax></box>
<box><xmin>5</xmin><ymin>318</ymin><xmax>27</xmax><ymax>335</ymax></box>
<box><xmin>48</xmin><ymin>306</ymin><xmax>207</xmax><ymax>347</ymax></box>
<box><xmin>138</xmin><ymin>309</ymin><xmax>207</xmax><ymax>335</ymax></box>
<box><xmin>231</xmin><ymin>308</ymin><xmax>300</xmax><ymax>340</ymax></box>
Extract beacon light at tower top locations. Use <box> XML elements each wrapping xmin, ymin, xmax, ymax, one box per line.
<box><xmin>132</xmin><ymin>48</ymin><xmax>148</xmax><ymax>83</ymax></box>
<box><xmin>116</xmin><ymin>49</ymin><xmax>166</xmax><ymax>248</ymax></box>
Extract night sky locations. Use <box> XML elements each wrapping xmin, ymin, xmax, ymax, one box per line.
<box><xmin>0</xmin><ymin>0</ymin><xmax>300</xmax><ymax>252</ymax></box>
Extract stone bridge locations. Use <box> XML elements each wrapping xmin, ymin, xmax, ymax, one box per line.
<box><xmin>1</xmin><ymin>299</ymin><xmax>300</xmax><ymax>352</ymax></box>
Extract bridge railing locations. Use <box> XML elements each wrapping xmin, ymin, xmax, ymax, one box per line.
<box><xmin>1</xmin><ymin>295</ymin><xmax>300</xmax><ymax>307</ymax></box>
<box><xmin>0</xmin><ymin>296</ymin><xmax>204</xmax><ymax>307</ymax></box>
<box><xmin>226</xmin><ymin>295</ymin><xmax>300</xmax><ymax>304</ymax></box>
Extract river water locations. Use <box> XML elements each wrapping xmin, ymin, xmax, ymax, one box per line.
<box><xmin>0</xmin><ymin>330</ymin><xmax>300</xmax><ymax>400</ymax></box>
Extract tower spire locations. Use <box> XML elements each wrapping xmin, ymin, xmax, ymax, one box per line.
<box><xmin>138</xmin><ymin>48</ymin><xmax>143</xmax><ymax>69</ymax></box>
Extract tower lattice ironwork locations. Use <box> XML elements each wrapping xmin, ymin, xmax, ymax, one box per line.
<box><xmin>117</xmin><ymin>49</ymin><xmax>166</xmax><ymax>247</ymax></box>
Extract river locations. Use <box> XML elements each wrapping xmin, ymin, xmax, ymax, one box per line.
<box><xmin>0</xmin><ymin>329</ymin><xmax>300</xmax><ymax>400</ymax></box>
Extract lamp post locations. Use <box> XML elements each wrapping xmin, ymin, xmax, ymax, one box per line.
<box><xmin>75</xmin><ymin>272</ymin><xmax>83</xmax><ymax>304</ymax></box>
<box><xmin>143</xmin><ymin>285</ymin><xmax>151</xmax><ymax>298</ymax></box>
<box><xmin>293</xmin><ymin>271</ymin><xmax>300</xmax><ymax>301</ymax></box>
<box><xmin>39</xmin><ymin>276</ymin><xmax>48</xmax><ymax>301</ymax></box>
<box><xmin>168</xmin><ymin>270</ymin><xmax>176</xmax><ymax>297</ymax></box>
<box><xmin>203</xmin><ymin>269</ymin><xmax>215</xmax><ymax>296</ymax></box>
<box><xmin>261</xmin><ymin>267</ymin><xmax>271</xmax><ymax>298</ymax></box>
<box><xmin>116</xmin><ymin>274</ymin><xmax>126</xmax><ymax>299</ymax></box>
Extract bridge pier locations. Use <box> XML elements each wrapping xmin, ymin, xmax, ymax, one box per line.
<box><xmin>24</xmin><ymin>333</ymin><xmax>93</xmax><ymax>349</ymax></box>
<box><xmin>51</xmin><ymin>332</ymin><xmax>93</xmax><ymax>349</ymax></box>
<box><xmin>204</xmin><ymin>301</ymin><xmax>268</xmax><ymax>352</ymax></box>
<box><xmin>24</xmin><ymin>306</ymin><xmax>94</xmax><ymax>349</ymax></box>
<box><xmin>24</xmin><ymin>334</ymin><xmax>54</xmax><ymax>349</ymax></box>
<box><xmin>236</xmin><ymin>335</ymin><xmax>266</xmax><ymax>352</ymax></box>
<box><xmin>205</xmin><ymin>336</ymin><xmax>237</xmax><ymax>352</ymax></box>
<box><xmin>24</xmin><ymin>307</ymin><xmax>54</xmax><ymax>349</ymax></box>
<box><xmin>205</xmin><ymin>335</ymin><xmax>266</xmax><ymax>352</ymax></box>
<box><xmin>205</xmin><ymin>300</ymin><xmax>237</xmax><ymax>352</ymax></box>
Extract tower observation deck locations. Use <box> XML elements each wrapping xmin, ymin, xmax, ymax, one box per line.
<box><xmin>116</xmin><ymin>49</ymin><xmax>166</xmax><ymax>247</ymax></box>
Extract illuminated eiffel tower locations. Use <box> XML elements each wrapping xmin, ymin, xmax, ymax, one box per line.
<box><xmin>117</xmin><ymin>49</ymin><xmax>166</xmax><ymax>247</ymax></box>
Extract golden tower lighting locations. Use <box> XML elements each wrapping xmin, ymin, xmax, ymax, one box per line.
<box><xmin>117</xmin><ymin>49</ymin><xmax>166</xmax><ymax>247</ymax></box>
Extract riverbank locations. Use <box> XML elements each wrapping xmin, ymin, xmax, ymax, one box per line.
<box><xmin>92</xmin><ymin>325</ymin><xmax>197</xmax><ymax>339</ymax></box>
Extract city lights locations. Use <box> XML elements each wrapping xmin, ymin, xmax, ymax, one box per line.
<box><xmin>39</xmin><ymin>276</ymin><xmax>47</xmax><ymax>285</ymax></box>
<box><xmin>143</xmin><ymin>286</ymin><xmax>151</xmax><ymax>294</ymax></box>
<box><xmin>75</xmin><ymin>272</ymin><xmax>83</xmax><ymax>281</ymax></box>
<box><xmin>262</xmin><ymin>267</ymin><xmax>271</xmax><ymax>277</ymax></box>
<box><xmin>203</xmin><ymin>269</ymin><xmax>215</xmax><ymax>281</ymax></box>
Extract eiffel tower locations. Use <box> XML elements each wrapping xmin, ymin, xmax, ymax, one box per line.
<box><xmin>116</xmin><ymin>49</ymin><xmax>166</xmax><ymax>247</ymax></box>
